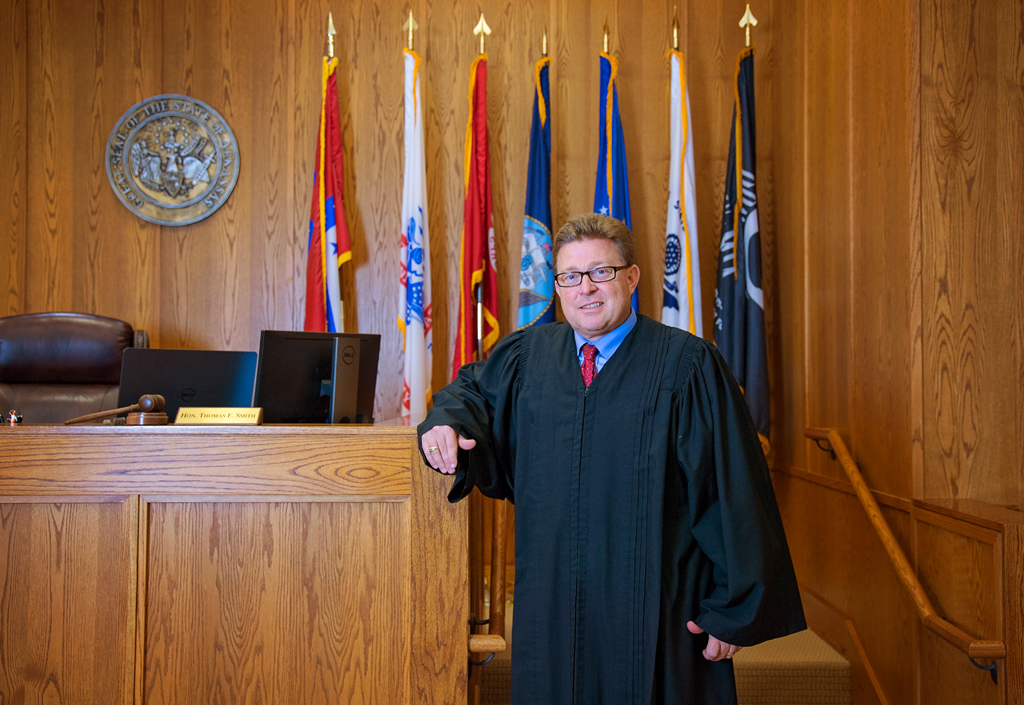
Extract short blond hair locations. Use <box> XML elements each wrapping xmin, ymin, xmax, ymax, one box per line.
<box><xmin>553</xmin><ymin>213</ymin><xmax>635</xmax><ymax>269</ymax></box>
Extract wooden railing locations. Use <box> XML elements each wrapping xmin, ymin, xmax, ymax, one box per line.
<box><xmin>805</xmin><ymin>428</ymin><xmax>1005</xmax><ymax>665</ymax></box>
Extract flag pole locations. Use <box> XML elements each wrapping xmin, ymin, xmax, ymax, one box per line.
<box><xmin>473</xmin><ymin>13</ymin><xmax>491</xmax><ymax>54</ymax></box>
<box><xmin>476</xmin><ymin>286</ymin><xmax>484</xmax><ymax>362</ymax></box>
<box><xmin>672</xmin><ymin>7</ymin><xmax>679</xmax><ymax>50</ymax></box>
<box><xmin>327</xmin><ymin>12</ymin><xmax>336</xmax><ymax>58</ymax></box>
<box><xmin>603</xmin><ymin>18</ymin><xmax>609</xmax><ymax>53</ymax></box>
<box><xmin>739</xmin><ymin>4</ymin><xmax>757</xmax><ymax>47</ymax></box>
<box><xmin>402</xmin><ymin>10</ymin><xmax>418</xmax><ymax>51</ymax></box>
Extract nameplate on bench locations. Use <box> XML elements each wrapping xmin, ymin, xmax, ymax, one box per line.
<box><xmin>175</xmin><ymin>408</ymin><xmax>263</xmax><ymax>425</ymax></box>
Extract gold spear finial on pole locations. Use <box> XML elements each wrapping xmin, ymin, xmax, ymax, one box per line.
<box><xmin>327</xmin><ymin>12</ymin><xmax>337</xmax><ymax>58</ymax></box>
<box><xmin>603</xmin><ymin>18</ymin><xmax>609</xmax><ymax>53</ymax></box>
<box><xmin>739</xmin><ymin>4</ymin><xmax>758</xmax><ymax>47</ymax></box>
<box><xmin>473</xmin><ymin>13</ymin><xmax>491</xmax><ymax>54</ymax></box>
<box><xmin>403</xmin><ymin>10</ymin><xmax>418</xmax><ymax>51</ymax></box>
<box><xmin>672</xmin><ymin>6</ymin><xmax>679</xmax><ymax>50</ymax></box>
<box><xmin>542</xmin><ymin>26</ymin><xmax>548</xmax><ymax>57</ymax></box>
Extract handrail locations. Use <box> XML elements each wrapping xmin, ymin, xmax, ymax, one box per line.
<box><xmin>805</xmin><ymin>428</ymin><xmax>1005</xmax><ymax>667</ymax></box>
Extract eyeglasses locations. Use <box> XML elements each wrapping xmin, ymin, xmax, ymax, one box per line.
<box><xmin>554</xmin><ymin>265</ymin><xmax>630</xmax><ymax>288</ymax></box>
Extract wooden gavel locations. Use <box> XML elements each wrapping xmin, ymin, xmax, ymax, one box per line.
<box><xmin>64</xmin><ymin>394</ymin><xmax>169</xmax><ymax>426</ymax></box>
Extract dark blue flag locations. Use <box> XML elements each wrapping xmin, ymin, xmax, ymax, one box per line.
<box><xmin>714</xmin><ymin>46</ymin><xmax>770</xmax><ymax>452</ymax></box>
<box><xmin>517</xmin><ymin>56</ymin><xmax>554</xmax><ymax>329</ymax></box>
<box><xmin>593</xmin><ymin>52</ymin><xmax>637</xmax><ymax>311</ymax></box>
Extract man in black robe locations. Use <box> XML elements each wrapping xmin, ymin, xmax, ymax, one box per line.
<box><xmin>419</xmin><ymin>213</ymin><xmax>805</xmax><ymax>704</ymax></box>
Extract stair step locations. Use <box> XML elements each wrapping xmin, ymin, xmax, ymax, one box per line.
<box><xmin>734</xmin><ymin>629</ymin><xmax>851</xmax><ymax>705</ymax></box>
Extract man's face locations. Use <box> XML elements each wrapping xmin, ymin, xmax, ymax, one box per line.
<box><xmin>554</xmin><ymin>237</ymin><xmax>640</xmax><ymax>341</ymax></box>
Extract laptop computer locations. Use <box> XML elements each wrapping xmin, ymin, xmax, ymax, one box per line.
<box><xmin>118</xmin><ymin>349</ymin><xmax>258</xmax><ymax>421</ymax></box>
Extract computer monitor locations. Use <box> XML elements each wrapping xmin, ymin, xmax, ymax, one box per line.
<box><xmin>118</xmin><ymin>349</ymin><xmax>258</xmax><ymax>420</ymax></box>
<box><xmin>254</xmin><ymin>331</ymin><xmax>380</xmax><ymax>424</ymax></box>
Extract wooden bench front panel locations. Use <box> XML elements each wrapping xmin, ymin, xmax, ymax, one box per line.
<box><xmin>0</xmin><ymin>426</ymin><xmax>467</xmax><ymax>705</ymax></box>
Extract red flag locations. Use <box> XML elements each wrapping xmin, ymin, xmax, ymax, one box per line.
<box><xmin>305</xmin><ymin>56</ymin><xmax>352</xmax><ymax>333</ymax></box>
<box><xmin>453</xmin><ymin>54</ymin><xmax>499</xmax><ymax>379</ymax></box>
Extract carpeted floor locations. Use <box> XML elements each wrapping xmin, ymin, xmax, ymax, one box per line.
<box><xmin>733</xmin><ymin>629</ymin><xmax>851</xmax><ymax>705</ymax></box>
<box><xmin>480</xmin><ymin>602</ymin><xmax>850</xmax><ymax>705</ymax></box>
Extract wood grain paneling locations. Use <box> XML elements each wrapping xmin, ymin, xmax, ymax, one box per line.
<box><xmin>22</xmin><ymin>0</ymin><xmax>161</xmax><ymax>329</ymax></box>
<box><xmin>921</xmin><ymin>0</ymin><xmax>1024</xmax><ymax>506</ymax></box>
<box><xmin>997</xmin><ymin>0</ymin><xmax>1024</xmax><ymax>512</ymax></box>
<box><xmin>26</xmin><ymin>0</ymin><xmax>76</xmax><ymax>312</ymax></box>
<box><xmin>409</xmin><ymin>446</ymin><xmax>468</xmax><ymax>704</ymax></box>
<box><xmin>772</xmin><ymin>471</ymin><xmax>917</xmax><ymax>705</ymax></box>
<box><xmin>74</xmin><ymin>0</ymin><xmax>162</xmax><ymax>333</ymax></box>
<box><xmin>799</xmin><ymin>587</ymin><xmax>885</xmax><ymax>705</ymax></box>
<box><xmin>0</xmin><ymin>0</ymin><xmax>26</xmax><ymax>316</ymax></box>
<box><xmin>916</xmin><ymin>514</ymin><xmax>1004</xmax><ymax>704</ymax></box>
<box><xmin>144</xmin><ymin>501</ymin><xmax>409</xmax><ymax>703</ymax></box>
<box><xmin>908</xmin><ymin>0</ymin><xmax>925</xmax><ymax>501</ymax></box>
<box><xmin>766</xmin><ymin>0</ymin><xmax>805</xmax><ymax>471</ymax></box>
<box><xmin>0</xmin><ymin>500</ymin><xmax>134</xmax><ymax>703</ymax></box>
<box><xmin>160</xmin><ymin>0</ymin><xmax>253</xmax><ymax>351</ymax></box>
<box><xmin>0</xmin><ymin>426</ymin><xmax>416</xmax><ymax>497</ymax></box>
<box><xmin>802</xmin><ymin>0</ymin><xmax>852</xmax><ymax>483</ymax></box>
<box><xmin>0</xmin><ymin>425</ymin><xmax>467</xmax><ymax>704</ymax></box>
<box><xmin>849</xmin><ymin>0</ymin><xmax>912</xmax><ymax>498</ymax></box>
<box><xmin>248</xmin><ymin>0</ymin><xmax>298</xmax><ymax>344</ymax></box>
<box><xmin>1004</xmin><ymin>525</ymin><xmax>1024</xmax><ymax>701</ymax></box>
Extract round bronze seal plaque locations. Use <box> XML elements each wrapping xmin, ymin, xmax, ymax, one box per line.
<box><xmin>106</xmin><ymin>95</ymin><xmax>239</xmax><ymax>226</ymax></box>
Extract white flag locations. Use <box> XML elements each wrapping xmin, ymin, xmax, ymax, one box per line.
<box><xmin>399</xmin><ymin>48</ymin><xmax>433</xmax><ymax>418</ymax></box>
<box><xmin>661</xmin><ymin>50</ymin><xmax>702</xmax><ymax>336</ymax></box>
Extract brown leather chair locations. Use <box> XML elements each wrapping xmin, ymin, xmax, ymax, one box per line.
<box><xmin>0</xmin><ymin>312</ymin><xmax>149</xmax><ymax>424</ymax></box>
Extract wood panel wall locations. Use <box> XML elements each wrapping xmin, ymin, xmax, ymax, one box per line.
<box><xmin>1</xmin><ymin>0</ymin><xmax>26</xmax><ymax>316</ymax></box>
<box><xmin>0</xmin><ymin>0</ymin><xmax>772</xmax><ymax>421</ymax></box>
<box><xmin>769</xmin><ymin>0</ymin><xmax>1023</xmax><ymax>532</ymax></box>
<box><xmin>769</xmin><ymin>0</ymin><xmax>1024</xmax><ymax>702</ymax></box>
<box><xmin>920</xmin><ymin>0</ymin><xmax>1024</xmax><ymax>506</ymax></box>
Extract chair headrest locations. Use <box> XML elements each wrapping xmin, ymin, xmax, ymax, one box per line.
<box><xmin>0</xmin><ymin>313</ymin><xmax>134</xmax><ymax>384</ymax></box>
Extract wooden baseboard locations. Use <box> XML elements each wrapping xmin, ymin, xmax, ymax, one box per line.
<box><xmin>800</xmin><ymin>586</ymin><xmax>889</xmax><ymax>705</ymax></box>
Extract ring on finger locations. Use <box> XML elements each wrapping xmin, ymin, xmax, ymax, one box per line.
<box><xmin>428</xmin><ymin>445</ymin><xmax>439</xmax><ymax>452</ymax></box>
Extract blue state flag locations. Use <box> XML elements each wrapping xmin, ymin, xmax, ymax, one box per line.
<box><xmin>593</xmin><ymin>52</ymin><xmax>637</xmax><ymax>310</ymax></box>
<box><xmin>517</xmin><ymin>56</ymin><xmax>554</xmax><ymax>329</ymax></box>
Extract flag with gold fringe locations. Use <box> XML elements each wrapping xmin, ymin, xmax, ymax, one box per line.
<box><xmin>399</xmin><ymin>48</ymin><xmax>432</xmax><ymax>418</ymax></box>
<box><xmin>517</xmin><ymin>56</ymin><xmax>554</xmax><ymax>329</ymax></box>
<box><xmin>593</xmin><ymin>51</ymin><xmax>637</xmax><ymax>311</ymax></box>
<box><xmin>453</xmin><ymin>53</ymin><xmax>499</xmax><ymax>379</ymax></box>
<box><xmin>713</xmin><ymin>46</ymin><xmax>769</xmax><ymax>453</ymax></box>
<box><xmin>304</xmin><ymin>55</ymin><xmax>352</xmax><ymax>333</ymax></box>
<box><xmin>662</xmin><ymin>49</ymin><xmax>702</xmax><ymax>336</ymax></box>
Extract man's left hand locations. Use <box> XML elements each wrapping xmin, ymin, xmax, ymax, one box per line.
<box><xmin>686</xmin><ymin>621</ymin><xmax>742</xmax><ymax>661</ymax></box>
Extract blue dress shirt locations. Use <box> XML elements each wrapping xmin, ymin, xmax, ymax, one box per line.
<box><xmin>573</xmin><ymin>308</ymin><xmax>638</xmax><ymax>375</ymax></box>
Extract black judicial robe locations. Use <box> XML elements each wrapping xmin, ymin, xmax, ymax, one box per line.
<box><xmin>419</xmin><ymin>315</ymin><xmax>805</xmax><ymax>704</ymax></box>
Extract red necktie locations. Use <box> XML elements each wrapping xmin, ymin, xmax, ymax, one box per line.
<box><xmin>581</xmin><ymin>343</ymin><xmax>598</xmax><ymax>387</ymax></box>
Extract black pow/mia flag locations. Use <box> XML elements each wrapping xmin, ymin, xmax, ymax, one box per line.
<box><xmin>714</xmin><ymin>46</ymin><xmax>770</xmax><ymax>453</ymax></box>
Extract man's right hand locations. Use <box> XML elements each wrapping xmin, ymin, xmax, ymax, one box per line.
<box><xmin>421</xmin><ymin>425</ymin><xmax>477</xmax><ymax>474</ymax></box>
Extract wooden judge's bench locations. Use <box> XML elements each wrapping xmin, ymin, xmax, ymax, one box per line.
<box><xmin>0</xmin><ymin>423</ymin><xmax>467</xmax><ymax>703</ymax></box>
